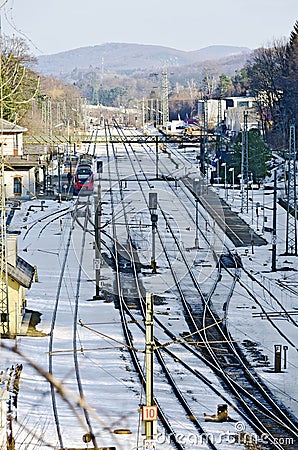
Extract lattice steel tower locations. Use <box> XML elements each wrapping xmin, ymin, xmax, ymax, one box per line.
<box><xmin>285</xmin><ymin>123</ymin><xmax>297</xmax><ymax>255</ymax></box>
<box><xmin>0</xmin><ymin>153</ymin><xmax>9</xmax><ymax>336</ymax></box>
<box><xmin>200</xmin><ymin>97</ymin><xmax>208</xmax><ymax>175</ymax></box>
<box><xmin>0</xmin><ymin>24</ymin><xmax>9</xmax><ymax>336</ymax></box>
<box><xmin>161</xmin><ymin>69</ymin><xmax>169</xmax><ymax>126</ymax></box>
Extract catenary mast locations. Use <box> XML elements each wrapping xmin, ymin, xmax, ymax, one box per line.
<box><xmin>285</xmin><ymin>123</ymin><xmax>297</xmax><ymax>255</ymax></box>
<box><xmin>0</xmin><ymin>16</ymin><xmax>9</xmax><ymax>337</ymax></box>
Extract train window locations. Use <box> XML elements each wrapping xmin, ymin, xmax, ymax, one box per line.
<box><xmin>77</xmin><ymin>174</ymin><xmax>90</xmax><ymax>181</ymax></box>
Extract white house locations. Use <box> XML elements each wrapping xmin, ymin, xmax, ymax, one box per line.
<box><xmin>1</xmin><ymin>232</ymin><xmax>35</xmax><ymax>338</ymax></box>
<box><xmin>0</xmin><ymin>118</ymin><xmax>27</xmax><ymax>156</ymax></box>
<box><xmin>0</xmin><ymin>119</ymin><xmax>39</xmax><ymax>199</ymax></box>
<box><xmin>4</xmin><ymin>158</ymin><xmax>38</xmax><ymax>199</ymax></box>
<box><xmin>197</xmin><ymin>96</ymin><xmax>261</xmax><ymax>133</ymax></box>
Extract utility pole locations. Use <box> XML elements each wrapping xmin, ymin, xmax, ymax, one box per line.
<box><xmin>0</xmin><ymin>151</ymin><xmax>9</xmax><ymax>337</ymax></box>
<box><xmin>229</xmin><ymin>167</ymin><xmax>235</xmax><ymax>201</ymax></box>
<box><xmin>155</xmin><ymin>136</ymin><xmax>159</xmax><ymax>180</ymax></box>
<box><xmin>215</xmin><ymin>97</ymin><xmax>222</xmax><ymax>171</ymax></box>
<box><xmin>57</xmin><ymin>149</ymin><xmax>61</xmax><ymax>194</ymax></box>
<box><xmin>272</xmin><ymin>169</ymin><xmax>277</xmax><ymax>272</ymax></box>
<box><xmin>217</xmin><ymin>97</ymin><xmax>222</xmax><ymax>127</ymax></box>
<box><xmin>0</xmin><ymin>24</ymin><xmax>9</xmax><ymax>337</ymax></box>
<box><xmin>142</xmin><ymin>98</ymin><xmax>145</xmax><ymax>129</ymax></box>
<box><xmin>93</xmin><ymin>160</ymin><xmax>103</xmax><ymax>299</ymax></box>
<box><xmin>285</xmin><ymin>123</ymin><xmax>297</xmax><ymax>255</ymax></box>
<box><xmin>221</xmin><ymin>162</ymin><xmax>227</xmax><ymax>200</ymax></box>
<box><xmin>143</xmin><ymin>292</ymin><xmax>157</xmax><ymax>444</ymax></box>
<box><xmin>194</xmin><ymin>179</ymin><xmax>200</xmax><ymax>248</ymax></box>
<box><xmin>241</xmin><ymin>111</ymin><xmax>249</xmax><ymax>213</ymax></box>
<box><xmin>200</xmin><ymin>97</ymin><xmax>208</xmax><ymax>175</ymax></box>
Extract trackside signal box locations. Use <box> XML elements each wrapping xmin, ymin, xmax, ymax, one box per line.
<box><xmin>149</xmin><ymin>193</ymin><xmax>157</xmax><ymax>211</ymax></box>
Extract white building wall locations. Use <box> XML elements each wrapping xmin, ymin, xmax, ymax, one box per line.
<box><xmin>197</xmin><ymin>99</ymin><xmax>226</xmax><ymax>127</ymax></box>
<box><xmin>0</xmin><ymin>133</ymin><xmax>24</xmax><ymax>156</ymax></box>
<box><xmin>225</xmin><ymin>106</ymin><xmax>260</xmax><ymax>133</ymax></box>
<box><xmin>4</xmin><ymin>168</ymin><xmax>36</xmax><ymax>199</ymax></box>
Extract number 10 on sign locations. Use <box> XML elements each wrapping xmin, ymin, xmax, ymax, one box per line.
<box><xmin>142</xmin><ymin>405</ymin><xmax>158</xmax><ymax>421</ymax></box>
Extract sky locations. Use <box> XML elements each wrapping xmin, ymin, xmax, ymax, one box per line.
<box><xmin>1</xmin><ymin>0</ymin><xmax>297</xmax><ymax>56</ymax></box>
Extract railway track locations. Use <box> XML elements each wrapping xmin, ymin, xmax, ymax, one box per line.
<box><xmin>8</xmin><ymin>121</ymin><xmax>296</xmax><ymax>449</ymax></box>
<box><xmin>104</xmin><ymin>121</ymin><xmax>220</xmax><ymax>450</ymax></box>
<box><xmin>105</xmin><ymin>121</ymin><xmax>298</xmax><ymax>449</ymax></box>
<box><xmin>47</xmin><ymin>194</ymin><xmax>99</xmax><ymax>449</ymax></box>
<box><xmin>103</xmin><ymin>122</ymin><xmax>255</xmax><ymax>448</ymax></box>
<box><xmin>113</xmin><ymin>123</ymin><xmax>297</xmax><ymax>335</ymax></box>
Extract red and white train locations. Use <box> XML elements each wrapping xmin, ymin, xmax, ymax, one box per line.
<box><xmin>73</xmin><ymin>155</ymin><xmax>94</xmax><ymax>195</ymax></box>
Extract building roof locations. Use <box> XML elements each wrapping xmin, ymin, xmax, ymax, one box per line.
<box><xmin>6</xmin><ymin>256</ymin><xmax>35</xmax><ymax>288</ymax></box>
<box><xmin>0</xmin><ymin>118</ymin><xmax>27</xmax><ymax>134</ymax></box>
<box><xmin>5</xmin><ymin>155</ymin><xmax>40</xmax><ymax>169</ymax></box>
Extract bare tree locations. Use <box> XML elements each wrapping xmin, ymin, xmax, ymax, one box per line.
<box><xmin>246</xmin><ymin>38</ymin><xmax>289</xmax><ymax>146</ymax></box>
<box><xmin>0</xmin><ymin>35</ymin><xmax>39</xmax><ymax>122</ymax></box>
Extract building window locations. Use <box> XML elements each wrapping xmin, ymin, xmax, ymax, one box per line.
<box><xmin>13</xmin><ymin>177</ymin><xmax>22</xmax><ymax>195</ymax></box>
<box><xmin>237</xmin><ymin>101</ymin><xmax>249</xmax><ymax>107</ymax></box>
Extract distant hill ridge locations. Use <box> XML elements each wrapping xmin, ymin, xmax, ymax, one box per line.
<box><xmin>36</xmin><ymin>42</ymin><xmax>251</xmax><ymax>77</ymax></box>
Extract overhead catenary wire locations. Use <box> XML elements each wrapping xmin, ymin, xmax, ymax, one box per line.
<box><xmin>110</xmin><ymin>120</ymin><xmax>298</xmax><ymax>447</ymax></box>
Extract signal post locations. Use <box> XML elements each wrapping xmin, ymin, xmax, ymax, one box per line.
<box><xmin>94</xmin><ymin>160</ymin><xmax>104</xmax><ymax>299</ymax></box>
<box><xmin>142</xmin><ymin>292</ymin><xmax>157</xmax><ymax>449</ymax></box>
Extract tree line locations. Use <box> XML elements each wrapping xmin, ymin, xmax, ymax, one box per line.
<box><xmin>1</xmin><ymin>21</ymin><xmax>297</xmax><ymax>154</ymax></box>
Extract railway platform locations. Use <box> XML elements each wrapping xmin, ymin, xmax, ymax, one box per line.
<box><xmin>188</xmin><ymin>182</ymin><xmax>267</xmax><ymax>248</ymax></box>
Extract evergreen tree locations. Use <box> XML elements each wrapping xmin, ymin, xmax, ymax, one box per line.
<box><xmin>227</xmin><ymin>129</ymin><xmax>272</xmax><ymax>182</ymax></box>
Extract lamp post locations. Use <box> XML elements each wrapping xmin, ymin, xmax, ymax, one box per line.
<box><xmin>239</xmin><ymin>173</ymin><xmax>244</xmax><ymax>213</ymax></box>
<box><xmin>221</xmin><ymin>162</ymin><xmax>227</xmax><ymax>200</ymax></box>
<box><xmin>272</xmin><ymin>169</ymin><xmax>277</xmax><ymax>272</ymax></box>
<box><xmin>250</xmin><ymin>174</ymin><xmax>254</xmax><ymax>224</ymax></box>
<box><xmin>228</xmin><ymin>167</ymin><xmax>234</xmax><ymax>201</ymax></box>
<box><xmin>216</xmin><ymin>158</ymin><xmax>220</xmax><ymax>183</ymax></box>
<box><xmin>256</xmin><ymin>201</ymin><xmax>260</xmax><ymax>230</ymax></box>
<box><xmin>194</xmin><ymin>178</ymin><xmax>200</xmax><ymax>248</ymax></box>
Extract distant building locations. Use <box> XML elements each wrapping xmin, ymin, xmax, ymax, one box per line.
<box><xmin>1</xmin><ymin>233</ymin><xmax>35</xmax><ymax>337</ymax></box>
<box><xmin>225</xmin><ymin>96</ymin><xmax>258</xmax><ymax>109</ymax></box>
<box><xmin>197</xmin><ymin>99</ymin><xmax>226</xmax><ymax>128</ymax></box>
<box><xmin>197</xmin><ymin>96</ymin><xmax>261</xmax><ymax>134</ymax></box>
<box><xmin>0</xmin><ymin>119</ymin><xmax>27</xmax><ymax>157</ymax></box>
<box><xmin>0</xmin><ymin>118</ymin><xmax>40</xmax><ymax>199</ymax></box>
<box><xmin>225</xmin><ymin>106</ymin><xmax>261</xmax><ymax>134</ymax></box>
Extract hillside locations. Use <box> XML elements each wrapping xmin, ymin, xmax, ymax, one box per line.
<box><xmin>36</xmin><ymin>42</ymin><xmax>251</xmax><ymax>77</ymax></box>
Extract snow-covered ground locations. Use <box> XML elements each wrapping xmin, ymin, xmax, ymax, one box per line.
<box><xmin>0</xmin><ymin>135</ymin><xmax>297</xmax><ymax>449</ymax></box>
